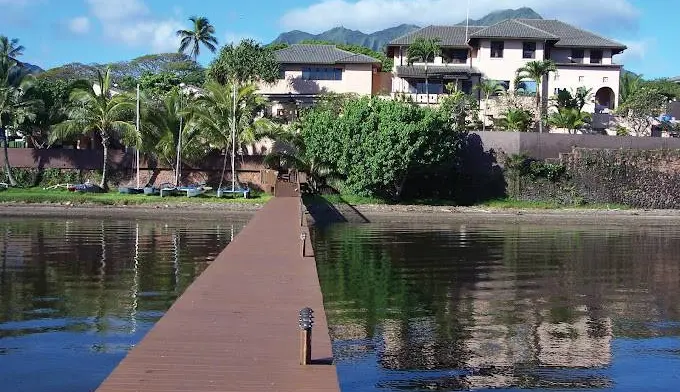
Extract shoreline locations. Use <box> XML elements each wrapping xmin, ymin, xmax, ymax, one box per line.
<box><xmin>3</xmin><ymin>200</ymin><xmax>680</xmax><ymax>224</ymax></box>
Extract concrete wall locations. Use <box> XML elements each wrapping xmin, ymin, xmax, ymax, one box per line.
<box><xmin>473</xmin><ymin>131</ymin><xmax>680</xmax><ymax>160</ymax></box>
<box><xmin>258</xmin><ymin>63</ymin><xmax>374</xmax><ymax>96</ymax></box>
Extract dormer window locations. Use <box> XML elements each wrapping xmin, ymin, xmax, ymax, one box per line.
<box><xmin>491</xmin><ymin>41</ymin><xmax>504</xmax><ymax>58</ymax></box>
<box><xmin>523</xmin><ymin>42</ymin><xmax>536</xmax><ymax>59</ymax></box>
<box><xmin>590</xmin><ymin>50</ymin><xmax>603</xmax><ymax>64</ymax></box>
<box><xmin>571</xmin><ymin>49</ymin><xmax>584</xmax><ymax>63</ymax></box>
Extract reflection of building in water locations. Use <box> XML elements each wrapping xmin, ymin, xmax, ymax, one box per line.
<box><xmin>537</xmin><ymin>311</ymin><xmax>612</xmax><ymax>368</ymax></box>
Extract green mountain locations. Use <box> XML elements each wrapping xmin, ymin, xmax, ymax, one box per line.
<box><xmin>272</xmin><ymin>8</ymin><xmax>543</xmax><ymax>51</ymax></box>
<box><xmin>273</xmin><ymin>24</ymin><xmax>420</xmax><ymax>51</ymax></box>
<box><xmin>456</xmin><ymin>7</ymin><xmax>542</xmax><ymax>26</ymax></box>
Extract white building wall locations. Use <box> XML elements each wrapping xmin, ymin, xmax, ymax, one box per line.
<box><xmin>547</xmin><ymin>66</ymin><xmax>621</xmax><ymax>112</ymax></box>
<box><xmin>258</xmin><ymin>63</ymin><xmax>374</xmax><ymax>96</ymax></box>
<box><xmin>474</xmin><ymin>40</ymin><xmax>546</xmax><ymax>89</ymax></box>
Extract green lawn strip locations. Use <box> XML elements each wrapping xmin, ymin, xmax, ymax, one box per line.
<box><xmin>306</xmin><ymin>194</ymin><xmax>630</xmax><ymax>210</ymax></box>
<box><xmin>0</xmin><ymin>188</ymin><xmax>272</xmax><ymax>205</ymax></box>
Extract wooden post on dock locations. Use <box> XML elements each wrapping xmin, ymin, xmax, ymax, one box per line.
<box><xmin>299</xmin><ymin>307</ymin><xmax>314</xmax><ymax>365</ymax></box>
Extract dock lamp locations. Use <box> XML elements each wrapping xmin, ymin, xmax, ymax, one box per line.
<box><xmin>299</xmin><ymin>307</ymin><xmax>314</xmax><ymax>365</ymax></box>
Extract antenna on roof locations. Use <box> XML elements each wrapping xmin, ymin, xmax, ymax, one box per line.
<box><xmin>464</xmin><ymin>0</ymin><xmax>471</xmax><ymax>43</ymax></box>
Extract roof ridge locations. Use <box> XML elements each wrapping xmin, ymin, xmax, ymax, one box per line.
<box><xmin>550</xmin><ymin>19</ymin><xmax>620</xmax><ymax>43</ymax></box>
<box><xmin>513</xmin><ymin>19</ymin><xmax>559</xmax><ymax>38</ymax></box>
<box><xmin>290</xmin><ymin>43</ymin><xmax>337</xmax><ymax>47</ymax></box>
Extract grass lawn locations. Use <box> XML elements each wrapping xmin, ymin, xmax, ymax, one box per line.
<box><xmin>307</xmin><ymin>193</ymin><xmax>630</xmax><ymax>210</ymax></box>
<box><xmin>0</xmin><ymin>187</ymin><xmax>272</xmax><ymax>206</ymax></box>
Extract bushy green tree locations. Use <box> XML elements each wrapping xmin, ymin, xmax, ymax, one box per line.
<box><xmin>615</xmin><ymin>87</ymin><xmax>667</xmax><ymax>136</ymax></box>
<box><xmin>499</xmin><ymin>108</ymin><xmax>534</xmax><ymax>132</ymax></box>
<box><xmin>548</xmin><ymin>108</ymin><xmax>592</xmax><ymax>134</ymax></box>
<box><xmin>299</xmin><ymin>96</ymin><xmax>467</xmax><ymax>200</ymax></box>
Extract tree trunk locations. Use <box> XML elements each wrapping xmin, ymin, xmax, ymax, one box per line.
<box><xmin>218</xmin><ymin>147</ymin><xmax>228</xmax><ymax>190</ymax></box>
<box><xmin>536</xmin><ymin>87</ymin><xmax>543</xmax><ymax>133</ymax></box>
<box><xmin>482</xmin><ymin>95</ymin><xmax>488</xmax><ymax>132</ymax></box>
<box><xmin>100</xmin><ymin>134</ymin><xmax>109</xmax><ymax>190</ymax></box>
<box><xmin>0</xmin><ymin>128</ymin><xmax>17</xmax><ymax>187</ymax></box>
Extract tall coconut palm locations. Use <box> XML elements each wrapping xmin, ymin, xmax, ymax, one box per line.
<box><xmin>475</xmin><ymin>79</ymin><xmax>505</xmax><ymax>131</ymax></box>
<box><xmin>548</xmin><ymin>107</ymin><xmax>592</xmax><ymax>134</ymax></box>
<box><xmin>176</xmin><ymin>16</ymin><xmax>218</xmax><ymax>62</ymax></box>
<box><xmin>516</xmin><ymin>60</ymin><xmax>557</xmax><ymax>133</ymax></box>
<box><xmin>0</xmin><ymin>36</ymin><xmax>25</xmax><ymax>66</ymax></box>
<box><xmin>407</xmin><ymin>37</ymin><xmax>442</xmax><ymax>105</ymax></box>
<box><xmin>51</xmin><ymin>68</ymin><xmax>138</xmax><ymax>189</ymax></box>
<box><xmin>0</xmin><ymin>61</ymin><xmax>40</xmax><ymax>186</ymax></box>
<box><xmin>189</xmin><ymin>81</ymin><xmax>275</xmax><ymax>190</ymax></box>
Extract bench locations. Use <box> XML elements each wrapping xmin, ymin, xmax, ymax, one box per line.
<box><xmin>217</xmin><ymin>188</ymin><xmax>250</xmax><ymax>199</ymax></box>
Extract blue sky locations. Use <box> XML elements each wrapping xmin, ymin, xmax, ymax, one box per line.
<box><xmin>0</xmin><ymin>0</ymin><xmax>676</xmax><ymax>78</ymax></box>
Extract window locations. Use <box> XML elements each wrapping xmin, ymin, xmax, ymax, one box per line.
<box><xmin>462</xmin><ymin>80</ymin><xmax>473</xmax><ymax>94</ymax></box>
<box><xmin>571</xmin><ymin>49</ymin><xmax>584</xmax><ymax>63</ymax></box>
<box><xmin>522</xmin><ymin>42</ymin><xmax>536</xmax><ymax>59</ymax></box>
<box><xmin>442</xmin><ymin>48</ymin><xmax>468</xmax><ymax>64</ymax></box>
<box><xmin>590</xmin><ymin>50</ymin><xmax>603</xmax><ymax>64</ymax></box>
<box><xmin>278</xmin><ymin>69</ymin><xmax>286</xmax><ymax>79</ymax></box>
<box><xmin>603</xmin><ymin>76</ymin><xmax>609</xmax><ymax>83</ymax></box>
<box><xmin>578</xmin><ymin>76</ymin><xmax>585</xmax><ymax>82</ymax></box>
<box><xmin>499</xmin><ymin>80</ymin><xmax>511</xmax><ymax>91</ymax></box>
<box><xmin>415</xmin><ymin>81</ymin><xmax>443</xmax><ymax>94</ymax></box>
<box><xmin>491</xmin><ymin>41</ymin><xmax>504</xmax><ymax>58</ymax></box>
<box><xmin>301</xmin><ymin>67</ymin><xmax>343</xmax><ymax>81</ymax></box>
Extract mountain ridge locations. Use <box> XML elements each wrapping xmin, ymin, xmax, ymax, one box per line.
<box><xmin>272</xmin><ymin>7</ymin><xmax>543</xmax><ymax>51</ymax></box>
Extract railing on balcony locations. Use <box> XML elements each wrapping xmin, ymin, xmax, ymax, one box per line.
<box><xmin>394</xmin><ymin>93</ymin><xmax>442</xmax><ymax>104</ymax></box>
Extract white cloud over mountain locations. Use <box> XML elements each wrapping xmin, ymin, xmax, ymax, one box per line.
<box><xmin>85</xmin><ymin>0</ymin><xmax>182</xmax><ymax>52</ymax></box>
<box><xmin>280</xmin><ymin>0</ymin><xmax>640</xmax><ymax>35</ymax></box>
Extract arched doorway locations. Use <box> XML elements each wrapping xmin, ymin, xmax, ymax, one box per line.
<box><xmin>595</xmin><ymin>87</ymin><xmax>616</xmax><ymax>111</ymax></box>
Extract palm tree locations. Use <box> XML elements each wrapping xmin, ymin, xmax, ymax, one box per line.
<box><xmin>475</xmin><ymin>79</ymin><xmax>505</xmax><ymax>131</ymax></box>
<box><xmin>189</xmin><ymin>81</ymin><xmax>275</xmax><ymax>190</ymax></box>
<box><xmin>0</xmin><ymin>60</ymin><xmax>40</xmax><ymax>186</ymax></box>
<box><xmin>406</xmin><ymin>37</ymin><xmax>442</xmax><ymax>105</ymax></box>
<box><xmin>51</xmin><ymin>68</ymin><xmax>138</xmax><ymax>189</ymax></box>
<box><xmin>144</xmin><ymin>89</ymin><xmax>205</xmax><ymax>183</ymax></box>
<box><xmin>516</xmin><ymin>60</ymin><xmax>557</xmax><ymax>133</ymax></box>
<box><xmin>0</xmin><ymin>36</ymin><xmax>25</xmax><ymax>66</ymax></box>
<box><xmin>176</xmin><ymin>16</ymin><xmax>218</xmax><ymax>62</ymax></box>
<box><xmin>499</xmin><ymin>108</ymin><xmax>533</xmax><ymax>132</ymax></box>
<box><xmin>620</xmin><ymin>71</ymin><xmax>642</xmax><ymax>106</ymax></box>
<box><xmin>548</xmin><ymin>108</ymin><xmax>592</xmax><ymax>134</ymax></box>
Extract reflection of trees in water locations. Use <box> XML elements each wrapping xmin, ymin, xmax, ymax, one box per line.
<box><xmin>315</xmin><ymin>223</ymin><xmax>680</xmax><ymax>389</ymax></box>
<box><xmin>0</xmin><ymin>218</ymin><xmax>239</xmax><ymax>341</ymax></box>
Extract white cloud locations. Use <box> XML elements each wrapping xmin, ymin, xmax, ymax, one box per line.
<box><xmin>280</xmin><ymin>0</ymin><xmax>639</xmax><ymax>35</ymax></box>
<box><xmin>68</xmin><ymin>17</ymin><xmax>91</xmax><ymax>35</ymax></box>
<box><xmin>614</xmin><ymin>39</ymin><xmax>653</xmax><ymax>68</ymax></box>
<box><xmin>84</xmin><ymin>0</ymin><xmax>182</xmax><ymax>53</ymax></box>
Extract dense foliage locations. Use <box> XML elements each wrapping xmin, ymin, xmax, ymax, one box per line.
<box><xmin>298</xmin><ymin>96</ymin><xmax>468</xmax><ymax>200</ymax></box>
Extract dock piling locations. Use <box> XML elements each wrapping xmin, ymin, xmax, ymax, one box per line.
<box><xmin>299</xmin><ymin>307</ymin><xmax>314</xmax><ymax>365</ymax></box>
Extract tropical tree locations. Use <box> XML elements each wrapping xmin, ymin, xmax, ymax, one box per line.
<box><xmin>51</xmin><ymin>68</ymin><xmax>138</xmax><ymax>189</ymax></box>
<box><xmin>207</xmin><ymin>39</ymin><xmax>280</xmax><ymax>190</ymax></box>
<box><xmin>619</xmin><ymin>71</ymin><xmax>642</xmax><ymax>106</ymax></box>
<box><xmin>475</xmin><ymin>79</ymin><xmax>505</xmax><ymax>131</ymax></box>
<box><xmin>615</xmin><ymin>87</ymin><xmax>667</xmax><ymax>136</ymax></box>
<box><xmin>516</xmin><ymin>60</ymin><xmax>557</xmax><ymax>133</ymax></box>
<box><xmin>499</xmin><ymin>108</ymin><xmax>534</xmax><ymax>132</ymax></box>
<box><xmin>548</xmin><ymin>108</ymin><xmax>592</xmax><ymax>134</ymax></box>
<box><xmin>0</xmin><ymin>61</ymin><xmax>41</xmax><ymax>186</ymax></box>
<box><xmin>176</xmin><ymin>16</ymin><xmax>218</xmax><ymax>61</ymax></box>
<box><xmin>0</xmin><ymin>36</ymin><xmax>25</xmax><ymax>65</ymax></box>
<box><xmin>143</xmin><ymin>89</ymin><xmax>205</xmax><ymax>182</ymax></box>
<box><xmin>406</xmin><ymin>37</ymin><xmax>442</xmax><ymax>105</ymax></box>
<box><xmin>189</xmin><ymin>81</ymin><xmax>276</xmax><ymax>190</ymax></box>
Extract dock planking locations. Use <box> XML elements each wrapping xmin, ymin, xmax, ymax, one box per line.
<box><xmin>97</xmin><ymin>197</ymin><xmax>339</xmax><ymax>392</ymax></box>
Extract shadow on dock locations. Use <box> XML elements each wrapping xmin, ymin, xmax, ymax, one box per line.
<box><xmin>303</xmin><ymin>194</ymin><xmax>370</xmax><ymax>227</ymax></box>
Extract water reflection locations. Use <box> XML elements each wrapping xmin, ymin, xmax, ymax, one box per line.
<box><xmin>314</xmin><ymin>223</ymin><xmax>680</xmax><ymax>391</ymax></box>
<box><xmin>0</xmin><ymin>216</ymin><xmax>247</xmax><ymax>392</ymax></box>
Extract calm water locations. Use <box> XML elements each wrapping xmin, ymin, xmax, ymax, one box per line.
<box><xmin>0</xmin><ymin>216</ymin><xmax>247</xmax><ymax>392</ymax></box>
<box><xmin>313</xmin><ymin>222</ymin><xmax>680</xmax><ymax>392</ymax></box>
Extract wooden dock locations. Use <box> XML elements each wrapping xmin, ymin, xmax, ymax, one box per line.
<box><xmin>97</xmin><ymin>197</ymin><xmax>339</xmax><ymax>392</ymax></box>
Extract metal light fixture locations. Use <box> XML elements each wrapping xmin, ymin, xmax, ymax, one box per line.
<box><xmin>299</xmin><ymin>307</ymin><xmax>314</xmax><ymax>365</ymax></box>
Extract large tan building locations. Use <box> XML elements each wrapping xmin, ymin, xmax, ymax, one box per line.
<box><xmin>259</xmin><ymin>44</ymin><xmax>381</xmax><ymax>122</ymax></box>
<box><xmin>386</xmin><ymin>19</ymin><xmax>627</xmax><ymax>131</ymax></box>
